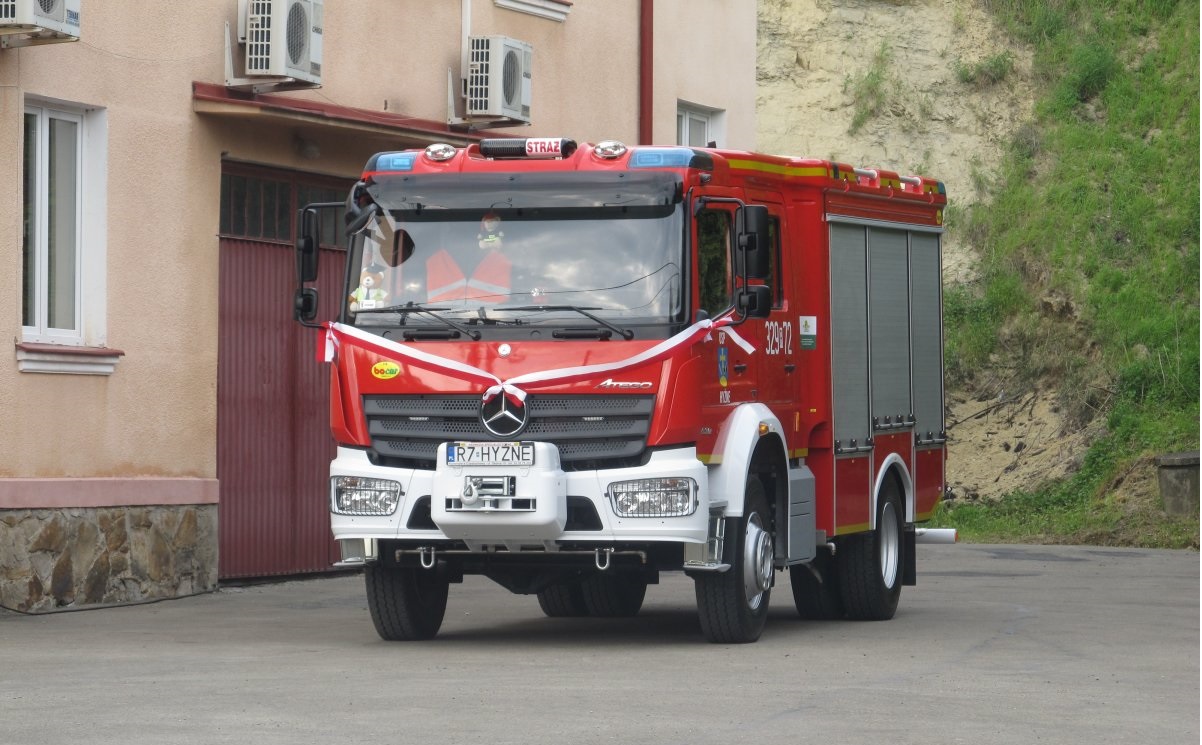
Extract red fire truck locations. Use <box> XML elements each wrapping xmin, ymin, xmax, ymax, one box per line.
<box><xmin>294</xmin><ymin>137</ymin><xmax>955</xmax><ymax>643</ymax></box>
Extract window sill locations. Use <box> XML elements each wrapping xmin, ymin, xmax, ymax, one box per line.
<box><xmin>494</xmin><ymin>0</ymin><xmax>571</xmax><ymax>22</ymax></box>
<box><xmin>16</xmin><ymin>342</ymin><xmax>125</xmax><ymax>375</ymax></box>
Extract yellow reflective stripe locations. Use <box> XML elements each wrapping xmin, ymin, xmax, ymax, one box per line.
<box><xmin>833</xmin><ymin>522</ymin><xmax>870</xmax><ymax>536</ymax></box>
<box><xmin>726</xmin><ymin>159</ymin><xmax>832</xmax><ymax>179</ymax></box>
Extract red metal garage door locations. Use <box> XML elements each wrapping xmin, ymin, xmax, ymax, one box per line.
<box><xmin>217</xmin><ymin>162</ymin><xmax>351</xmax><ymax>578</ymax></box>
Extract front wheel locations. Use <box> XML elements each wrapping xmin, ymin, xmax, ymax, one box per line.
<box><xmin>839</xmin><ymin>480</ymin><xmax>904</xmax><ymax>620</ymax></box>
<box><xmin>365</xmin><ymin>564</ymin><xmax>450</xmax><ymax>640</ymax></box>
<box><xmin>694</xmin><ymin>475</ymin><xmax>774</xmax><ymax>643</ymax></box>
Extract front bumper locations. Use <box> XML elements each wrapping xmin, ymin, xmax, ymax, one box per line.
<box><xmin>328</xmin><ymin>444</ymin><xmax>710</xmax><ymax>552</ymax></box>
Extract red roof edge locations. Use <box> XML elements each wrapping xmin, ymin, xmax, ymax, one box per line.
<box><xmin>191</xmin><ymin>81</ymin><xmax>485</xmax><ymax>142</ymax></box>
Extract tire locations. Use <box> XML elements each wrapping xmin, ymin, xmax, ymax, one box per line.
<box><xmin>537</xmin><ymin>582</ymin><xmax>590</xmax><ymax>617</ymax></box>
<box><xmin>580</xmin><ymin>572</ymin><xmax>647</xmax><ymax>618</ymax></box>
<box><xmin>789</xmin><ymin>552</ymin><xmax>845</xmax><ymax>620</ymax></box>
<box><xmin>365</xmin><ymin>564</ymin><xmax>450</xmax><ymax>641</ymax></box>
<box><xmin>839</xmin><ymin>479</ymin><xmax>904</xmax><ymax>620</ymax></box>
<box><xmin>694</xmin><ymin>474</ymin><xmax>774</xmax><ymax>643</ymax></box>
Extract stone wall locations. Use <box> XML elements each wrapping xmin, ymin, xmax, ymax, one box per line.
<box><xmin>0</xmin><ymin>505</ymin><xmax>218</xmax><ymax>613</ymax></box>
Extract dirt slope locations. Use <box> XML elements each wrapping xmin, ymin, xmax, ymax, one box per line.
<box><xmin>757</xmin><ymin>0</ymin><xmax>1079</xmax><ymax>501</ymax></box>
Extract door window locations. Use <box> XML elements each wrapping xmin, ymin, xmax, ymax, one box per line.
<box><xmin>697</xmin><ymin>209</ymin><xmax>733</xmax><ymax>318</ymax></box>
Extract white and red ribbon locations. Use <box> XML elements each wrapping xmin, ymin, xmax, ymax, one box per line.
<box><xmin>323</xmin><ymin>317</ymin><xmax>754</xmax><ymax>404</ymax></box>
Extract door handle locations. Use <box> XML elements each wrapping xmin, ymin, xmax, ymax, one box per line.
<box><xmin>784</xmin><ymin>364</ymin><xmax>796</xmax><ymax>373</ymax></box>
<box><xmin>733</xmin><ymin>363</ymin><xmax>747</xmax><ymax>374</ymax></box>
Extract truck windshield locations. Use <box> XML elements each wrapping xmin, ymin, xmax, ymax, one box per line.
<box><xmin>344</xmin><ymin>171</ymin><xmax>686</xmax><ymax>337</ymax></box>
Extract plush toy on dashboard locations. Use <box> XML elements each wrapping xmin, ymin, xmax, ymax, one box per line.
<box><xmin>477</xmin><ymin>211</ymin><xmax>504</xmax><ymax>250</ymax></box>
<box><xmin>349</xmin><ymin>265</ymin><xmax>388</xmax><ymax>313</ymax></box>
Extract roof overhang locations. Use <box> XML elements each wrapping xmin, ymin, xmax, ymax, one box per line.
<box><xmin>192</xmin><ymin>81</ymin><xmax>484</xmax><ymax>151</ymax></box>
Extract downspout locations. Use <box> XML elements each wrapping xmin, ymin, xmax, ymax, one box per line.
<box><xmin>461</xmin><ymin>0</ymin><xmax>471</xmax><ymax>82</ymax></box>
<box><xmin>639</xmin><ymin>0</ymin><xmax>654</xmax><ymax>145</ymax></box>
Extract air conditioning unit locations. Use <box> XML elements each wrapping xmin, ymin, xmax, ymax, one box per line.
<box><xmin>0</xmin><ymin>0</ymin><xmax>81</xmax><ymax>42</ymax></box>
<box><xmin>242</xmin><ymin>0</ymin><xmax>322</xmax><ymax>84</ymax></box>
<box><xmin>465</xmin><ymin>35</ymin><xmax>532</xmax><ymax>123</ymax></box>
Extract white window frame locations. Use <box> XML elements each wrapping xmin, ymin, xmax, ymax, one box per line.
<box><xmin>494</xmin><ymin>0</ymin><xmax>570</xmax><ymax>22</ymax></box>
<box><xmin>19</xmin><ymin>98</ymin><xmax>112</xmax><ymax>374</ymax></box>
<box><xmin>677</xmin><ymin>101</ymin><xmax>726</xmax><ymax>149</ymax></box>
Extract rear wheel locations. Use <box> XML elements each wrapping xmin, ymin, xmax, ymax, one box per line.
<box><xmin>694</xmin><ymin>475</ymin><xmax>774</xmax><ymax>643</ymax></box>
<box><xmin>580</xmin><ymin>572</ymin><xmax>647</xmax><ymax>617</ymax></box>
<box><xmin>789</xmin><ymin>551</ymin><xmax>844</xmax><ymax>620</ymax></box>
<box><xmin>839</xmin><ymin>480</ymin><xmax>904</xmax><ymax>620</ymax></box>
<box><xmin>365</xmin><ymin>564</ymin><xmax>450</xmax><ymax>640</ymax></box>
<box><xmin>537</xmin><ymin>582</ymin><xmax>589</xmax><ymax>617</ymax></box>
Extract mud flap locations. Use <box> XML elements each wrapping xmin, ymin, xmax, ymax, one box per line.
<box><xmin>903</xmin><ymin>523</ymin><xmax>917</xmax><ymax>586</ymax></box>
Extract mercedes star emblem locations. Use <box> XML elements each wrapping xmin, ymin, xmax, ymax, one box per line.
<box><xmin>480</xmin><ymin>393</ymin><xmax>529</xmax><ymax>437</ymax></box>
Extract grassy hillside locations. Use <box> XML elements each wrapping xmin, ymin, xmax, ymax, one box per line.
<box><xmin>935</xmin><ymin>0</ymin><xmax>1200</xmax><ymax>547</ymax></box>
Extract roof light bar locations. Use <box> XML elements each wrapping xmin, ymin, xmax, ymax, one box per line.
<box><xmin>629</xmin><ymin>148</ymin><xmax>701</xmax><ymax>169</ymax></box>
<box><xmin>479</xmin><ymin>138</ymin><xmax>578</xmax><ymax>159</ymax></box>
<box><xmin>372</xmin><ymin>152</ymin><xmax>416</xmax><ymax>172</ymax></box>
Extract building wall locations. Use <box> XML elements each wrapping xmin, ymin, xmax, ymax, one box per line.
<box><xmin>652</xmin><ymin>0</ymin><xmax>758</xmax><ymax>149</ymax></box>
<box><xmin>0</xmin><ymin>0</ymin><xmax>755</xmax><ymax>610</ymax></box>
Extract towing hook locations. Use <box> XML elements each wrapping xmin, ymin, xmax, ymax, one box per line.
<box><xmin>462</xmin><ymin>478</ymin><xmax>480</xmax><ymax>506</ymax></box>
<box><xmin>419</xmin><ymin>546</ymin><xmax>437</xmax><ymax>569</ymax></box>
<box><xmin>594</xmin><ymin>548</ymin><xmax>613</xmax><ymax>571</ymax></box>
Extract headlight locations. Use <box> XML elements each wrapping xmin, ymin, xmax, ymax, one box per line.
<box><xmin>607</xmin><ymin>477</ymin><xmax>697</xmax><ymax>517</ymax></box>
<box><xmin>332</xmin><ymin>476</ymin><xmax>402</xmax><ymax>516</ymax></box>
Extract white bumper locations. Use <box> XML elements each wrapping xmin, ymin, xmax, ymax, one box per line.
<box><xmin>329</xmin><ymin>444</ymin><xmax>711</xmax><ymax>548</ymax></box>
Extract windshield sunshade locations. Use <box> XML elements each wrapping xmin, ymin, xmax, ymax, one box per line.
<box><xmin>365</xmin><ymin>171</ymin><xmax>682</xmax><ymax>217</ymax></box>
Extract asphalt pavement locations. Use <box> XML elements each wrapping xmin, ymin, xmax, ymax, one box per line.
<box><xmin>1</xmin><ymin>543</ymin><xmax>1197</xmax><ymax>745</ymax></box>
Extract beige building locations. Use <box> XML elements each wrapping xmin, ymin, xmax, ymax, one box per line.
<box><xmin>0</xmin><ymin>0</ymin><xmax>756</xmax><ymax>611</ymax></box>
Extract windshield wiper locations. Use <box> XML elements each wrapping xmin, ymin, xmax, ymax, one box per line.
<box><xmin>552</xmin><ymin>327</ymin><xmax>615</xmax><ymax>340</ymax></box>
<box><xmin>400</xmin><ymin>329</ymin><xmax>461</xmax><ymax>341</ymax></box>
<box><xmin>504</xmin><ymin>305</ymin><xmax>635</xmax><ymax>340</ymax></box>
<box><xmin>354</xmin><ymin>302</ymin><xmax>481</xmax><ymax>340</ymax></box>
<box><xmin>468</xmin><ymin>307</ymin><xmax>526</xmax><ymax>327</ymax></box>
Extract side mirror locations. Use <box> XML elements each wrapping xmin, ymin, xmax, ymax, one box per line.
<box><xmin>296</xmin><ymin>208</ymin><xmax>320</xmax><ymax>284</ymax></box>
<box><xmin>344</xmin><ymin>202</ymin><xmax>378</xmax><ymax>236</ymax></box>
<box><xmin>293</xmin><ymin>200</ymin><xmax>345</xmax><ymax>328</ymax></box>
<box><xmin>737</xmin><ymin>284</ymin><xmax>772</xmax><ymax>319</ymax></box>
<box><xmin>343</xmin><ymin>180</ymin><xmax>367</xmax><ymax>227</ymax></box>
<box><xmin>737</xmin><ymin>205</ymin><xmax>771</xmax><ymax>279</ymax></box>
<box><xmin>294</xmin><ymin>287</ymin><xmax>319</xmax><ymax>323</ymax></box>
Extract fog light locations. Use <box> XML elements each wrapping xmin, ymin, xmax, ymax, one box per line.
<box><xmin>332</xmin><ymin>476</ymin><xmax>401</xmax><ymax>516</ymax></box>
<box><xmin>608</xmin><ymin>477</ymin><xmax>697</xmax><ymax>517</ymax></box>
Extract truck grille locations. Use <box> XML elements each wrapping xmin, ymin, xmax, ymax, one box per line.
<box><xmin>363</xmin><ymin>394</ymin><xmax>656</xmax><ymax>471</ymax></box>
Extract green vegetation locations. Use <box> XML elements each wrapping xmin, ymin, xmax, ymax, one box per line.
<box><xmin>954</xmin><ymin>51</ymin><xmax>1016</xmax><ymax>86</ymax></box>
<box><xmin>845</xmin><ymin>42</ymin><xmax>892</xmax><ymax>133</ymax></box>
<box><xmin>935</xmin><ymin>0</ymin><xmax>1199</xmax><ymax>548</ymax></box>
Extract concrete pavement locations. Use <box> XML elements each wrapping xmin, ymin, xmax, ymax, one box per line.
<box><xmin>1</xmin><ymin>543</ymin><xmax>1197</xmax><ymax>744</ymax></box>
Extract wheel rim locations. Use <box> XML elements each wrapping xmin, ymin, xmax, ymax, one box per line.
<box><xmin>742</xmin><ymin>511</ymin><xmax>774</xmax><ymax>610</ymax></box>
<box><xmin>878</xmin><ymin>500</ymin><xmax>899</xmax><ymax>588</ymax></box>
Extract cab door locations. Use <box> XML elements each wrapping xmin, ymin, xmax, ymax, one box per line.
<box><xmin>695</xmin><ymin>202</ymin><xmax>756</xmax><ymax>411</ymax></box>
<box><xmin>694</xmin><ymin>197</ymin><xmax>787</xmax><ymax>454</ymax></box>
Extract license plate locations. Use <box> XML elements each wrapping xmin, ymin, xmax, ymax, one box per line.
<box><xmin>446</xmin><ymin>441</ymin><xmax>535</xmax><ymax>466</ymax></box>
